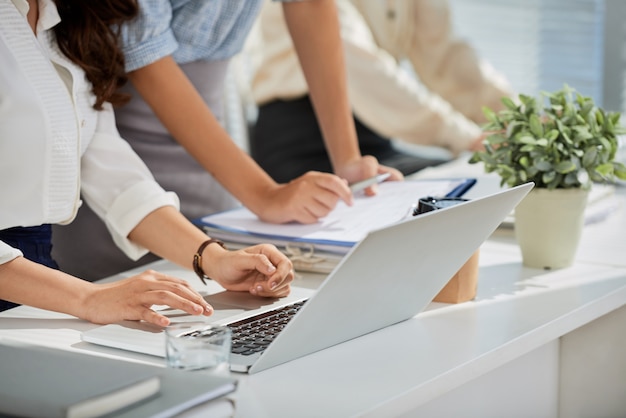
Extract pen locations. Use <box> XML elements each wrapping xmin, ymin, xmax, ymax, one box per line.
<box><xmin>349</xmin><ymin>173</ymin><xmax>391</xmax><ymax>193</ymax></box>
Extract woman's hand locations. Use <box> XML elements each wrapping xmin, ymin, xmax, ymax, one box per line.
<box><xmin>80</xmin><ymin>270</ymin><xmax>213</xmax><ymax>326</ymax></box>
<box><xmin>204</xmin><ymin>243</ymin><xmax>294</xmax><ymax>298</ymax></box>
<box><xmin>254</xmin><ymin>159</ymin><xmax>403</xmax><ymax>225</ymax></box>
<box><xmin>255</xmin><ymin>171</ymin><xmax>353</xmax><ymax>224</ymax></box>
<box><xmin>335</xmin><ymin>155</ymin><xmax>403</xmax><ymax>196</ymax></box>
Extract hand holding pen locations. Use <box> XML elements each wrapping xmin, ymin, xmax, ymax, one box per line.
<box><xmin>336</xmin><ymin>155</ymin><xmax>403</xmax><ymax>197</ymax></box>
<box><xmin>349</xmin><ymin>173</ymin><xmax>391</xmax><ymax>194</ymax></box>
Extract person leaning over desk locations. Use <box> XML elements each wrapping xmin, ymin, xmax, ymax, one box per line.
<box><xmin>51</xmin><ymin>0</ymin><xmax>403</xmax><ymax>283</ymax></box>
<box><xmin>0</xmin><ymin>0</ymin><xmax>293</xmax><ymax>325</ymax></box>
<box><xmin>246</xmin><ymin>0</ymin><xmax>514</xmax><ymax>183</ymax></box>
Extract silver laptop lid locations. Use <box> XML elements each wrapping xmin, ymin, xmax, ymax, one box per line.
<box><xmin>248</xmin><ymin>183</ymin><xmax>533</xmax><ymax>373</ymax></box>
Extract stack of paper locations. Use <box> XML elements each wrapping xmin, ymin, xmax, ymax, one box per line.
<box><xmin>195</xmin><ymin>178</ymin><xmax>475</xmax><ymax>271</ymax></box>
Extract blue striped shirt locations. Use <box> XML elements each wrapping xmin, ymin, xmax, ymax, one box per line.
<box><xmin>121</xmin><ymin>0</ymin><xmax>298</xmax><ymax>72</ymax></box>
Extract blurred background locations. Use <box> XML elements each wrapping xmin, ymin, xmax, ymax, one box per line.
<box><xmin>447</xmin><ymin>0</ymin><xmax>626</xmax><ymax>114</ymax></box>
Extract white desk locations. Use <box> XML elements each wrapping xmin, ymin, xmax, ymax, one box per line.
<box><xmin>1</xmin><ymin>183</ymin><xmax>625</xmax><ymax>418</ymax></box>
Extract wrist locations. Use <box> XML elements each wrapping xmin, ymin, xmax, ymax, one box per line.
<box><xmin>331</xmin><ymin>151</ymin><xmax>362</xmax><ymax>173</ymax></box>
<box><xmin>193</xmin><ymin>239</ymin><xmax>227</xmax><ymax>285</ymax></box>
<box><xmin>73</xmin><ymin>281</ymin><xmax>100</xmax><ymax>322</ymax></box>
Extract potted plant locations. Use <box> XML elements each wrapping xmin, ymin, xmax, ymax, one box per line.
<box><xmin>469</xmin><ymin>84</ymin><xmax>626</xmax><ymax>269</ymax></box>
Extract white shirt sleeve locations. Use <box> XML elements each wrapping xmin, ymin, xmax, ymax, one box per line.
<box><xmin>339</xmin><ymin>0</ymin><xmax>482</xmax><ymax>155</ymax></box>
<box><xmin>80</xmin><ymin>103</ymin><xmax>180</xmax><ymax>260</ymax></box>
<box><xmin>351</xmin><ymin>0</ymin><xmax>513</xmax><ymax>131</ymax></box>
<box><xmin>0</xmin><ymin>242</ymin><xmax>23</xmax><ymax>265</ymax></box>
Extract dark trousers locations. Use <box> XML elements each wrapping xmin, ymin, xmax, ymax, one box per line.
<box><xmin>251</xmin><ymin>96</ymin><xmax>449</xmax><ymax>183</ymax></box>
<box><xmin>0</xmin><ymin>224</ymin><xmax>58</xmax><ymax>311</ymax></box>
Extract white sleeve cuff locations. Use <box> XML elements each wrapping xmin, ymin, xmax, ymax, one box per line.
<box><xmin>103</xmin><ymin>181</ymin><xmax>180</xmax><ymax>261</ymax></box>
<box><xmin>0</xmin><ymin>241</ymin><xmax>23</xmax><ymax>265</ymax></box>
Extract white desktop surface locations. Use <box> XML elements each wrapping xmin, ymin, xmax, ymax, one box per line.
<box><xmin>1</xmin><ymin>176</ymin><xmax>625</xmax><ymax>417</ymax></box>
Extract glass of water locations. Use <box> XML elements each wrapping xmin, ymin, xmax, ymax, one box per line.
<box><xmin>164</xmin><ymin>322</ymin><xmax>231</xmax><ymax>372</ymax></box>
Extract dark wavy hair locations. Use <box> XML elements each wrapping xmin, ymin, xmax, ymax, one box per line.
<box><xmin>53</xmin><ymin>0</ymin><xmax>138</xmax><ymax>110</ymax></box>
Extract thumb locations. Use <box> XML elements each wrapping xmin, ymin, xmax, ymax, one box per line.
<box><xmin>250</xmin><ymin>253</ymin><xmax>277</xmax><ymax>276</ymax></box>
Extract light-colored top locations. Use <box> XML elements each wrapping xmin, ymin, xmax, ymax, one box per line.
<box><xmin>0</xmin><ymin>0</ymin><xmax>178</xmax><ymax>264</ymax></box>
<box><xmin>120</xmin><ymin>0</ymin><xmax>298</xmax><ymax>71</ymax></box>
<box><xmin>247</xmin><ymin>0</ymin><xmax>513</xmax><ymax>156</ymax></box>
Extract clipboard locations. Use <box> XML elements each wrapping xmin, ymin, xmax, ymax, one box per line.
<box><xmin>445</xmin><ymin>178</ymin><xmax>477</xmax><ymax>197</ymax></box>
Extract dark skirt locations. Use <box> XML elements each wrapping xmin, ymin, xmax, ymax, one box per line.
<box><xmin>250</xmin><ymin>95</ymin><xmax>450</xmax><ymax>183</ymax></box>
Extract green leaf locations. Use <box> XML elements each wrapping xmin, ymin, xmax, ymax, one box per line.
<box><xmin>556</xmin><ymin>120</ymin><xmax>573</xmax><ymax>144</ymax></box>
<box><xmin>572</xmin><ymin>126</ymin><xmax>593</xmax><ymax>141</ymax></box>
<box><xmin>501</xmin><ymin>96</ymin><xmax>518</xmax><ymax>110</ymax></box>
<box><xmin>486</xmin><ymin>133</ymin><xmax>508</xmax><ymax>145</ymax></box>
<box><xmin>582</xmin><ymin>147</ymin><xmax>598</xmax><ymax>167</ymax></box>
<box><xmin>534</xmin><ymin>159</ymin><xmax>552</xmax><ymax>171</ymax></box>
<box><xmin>529</xmin><ymin>114</ymin><xmax>543</xmax><ymax>137</ymax></box>
<box><xmin>546</xmin><ymin>129</ymin><xmax>560</xmax><ymax>141</ymax></box>
<box><xmin>603</xmin><ymin>117</ymin><xmax>615</xmax><ymax>135</ymax></box>
<box><xmin>519</xmin><ymin>171</ymin><xmax>527</xmax><ymax>182</ymax></box>
<box><xmin>579</xmin><ymin>100</ymin><xmax>594</xmax><ymax>117</ymax></box>
<box><xmin>481</xmin><ymin>121</ymin><xmax>502</xmax><ymax>131</ymax></box>
<box><xmin>550</xmin><ymin>104</ymin><xmax>563</xmax><ymax>114</ymax></box>
<box><xmin>554</xmin><ymin>160</ymin><xmax>576</xmax><ymax>174</ymax></box>
<box><xmin>481</xmin><ymin>153</ymin><xmax>498</xmax><ymax>167</ymax></box>
<box><xmin>599</xmin><ymin>137</ymin><xmax>612</xmax><ymax>153</ymax></box>
<box><xmin>468</xmin><ymin>153</ymin><xmax>482</xmax><ymax>164</ymax></box>
<box><xmin>519</xmin><ymin>94</ymin><xmax>535</xmax><ymax>108</ymax></box>
<box><xmin>615</xmin><ymin>162</ymin><xmax>626</xmax><ymax>180</ymax></box>
<box><xmin>542</xmin><ymin>171</ymin><xmax>556</xmax><ymax>184</ymax></box>
<box><xmin>595</xmin><ymin>163</ymin><xmax>614</xmax><ymax>177</ymax></box>
<box><xmin>519</xmin><ymin>156</ymin><xmax>531</xmax><ymax>168</ymax></box>
<box><xmin>589</xmin><ymin>171</ymin><xmax>604</xmax><ymax>182</ymax></box>
<box><xmin>586</xmin><ymin>111</ymin><xmax>598</xmax><ymax>132</ymax></box>
<box><xmin>518</xmin><ymin>135</ymin><xmax>537</xmax><ymax>145</ymax></box>
<box><xmin>564</xmin><ymin>172</ymin><xmax>579</xmax><ymax>186</ymax></box>
<box><xmin>595</xmin><ymin>109</ymin><xmax>605</xmax><ymax>126</ymax></box>
<box><xmin>615</xmin><ymin>124</ymin><xmax>626</xmax><ymax>135</ymax></box>
<box><xmin>498</xmin><ymin>164</ymin><xmax>515</xmax><ymax>174</ymax></box>
<box><xmin>482</xmin><ymin>106</ymin><xmax>498</xmax><ymax>124</ymax></box>
<box><xmin>609</xmin><ymin>112</ymin><xmax>621</xmax><ymax>126</ymax></box>
<box><xmin>505</xmin><ymin>120</ymin><xmax>523</xmax><ymax>138</ymax></box>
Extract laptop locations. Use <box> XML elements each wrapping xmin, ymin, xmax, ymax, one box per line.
<box><xmin>82</xmin><ymin>183</ymin><xmax>533</xmax><ymax>374</ymax></box>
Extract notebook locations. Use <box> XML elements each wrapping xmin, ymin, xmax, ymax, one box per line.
<box><xmin>0</xmin><ymin>338</ymin><xmax>236</xmax><ymax>418</ymax></box>
<box><xmin>0</xmin><ymin>340</ymin><xmax>160</xmax><ymax>418</ymax></box>
<box><xmin>82</xmin><ymin>183</ymin><xmax>533</xmax><ymax>374</ymax></box>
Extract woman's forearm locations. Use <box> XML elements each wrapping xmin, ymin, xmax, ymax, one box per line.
<box><xmin>0</xmin><ymin>257</ymin><xmax>92</xmax><ymax>317</ymax></box>
<box><xmin>283</xmin><ymin>0</ymin><xmax>361</xmax><ymax>172</ymax></box>
<box><xmin>127</xmin><ymin>57</ymin><xmax>279</xmax><ymax>212</ymax></box>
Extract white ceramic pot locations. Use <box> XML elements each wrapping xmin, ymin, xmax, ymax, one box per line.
<box><xmin>514</xmin><ymin>188</ymin><xmax>589</xmax><ymax>269</ymax></box>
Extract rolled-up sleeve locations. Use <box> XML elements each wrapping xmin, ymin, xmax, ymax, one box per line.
<box><xmin>122</xmin><ymin>0</ymin><xmax>295</xmax><ymax>67</ymax></box>
<box><xmin>120</xmin><ymin>2</ymin><xmax>177</xmax><ymax>72</ymax></box>
<box><xmin>0</xmin><ymin>242</ymin><xmax>23</xmax><ymax>266</ymax></box>
<box><xmin>80</xmin><ymin>104</ymin><xmax>179</xmax><ymax>260</ymax></box>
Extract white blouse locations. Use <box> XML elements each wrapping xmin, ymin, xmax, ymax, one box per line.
<box><xmin>0</xmin><ymin>0</ymin><xmax>179</xmax><ymax>264</ymax></box>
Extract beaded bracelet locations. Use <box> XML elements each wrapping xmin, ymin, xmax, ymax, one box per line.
<box><xmin>193</xmin><ymin>239</ymin><xmax>226</xmax><ymax>285</ymax></box>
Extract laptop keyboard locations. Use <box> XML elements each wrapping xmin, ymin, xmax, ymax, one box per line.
<box><xmin>227</xmin><ymin>300</ymin><xmax>306</xmax><ymax>356</ymax></box>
